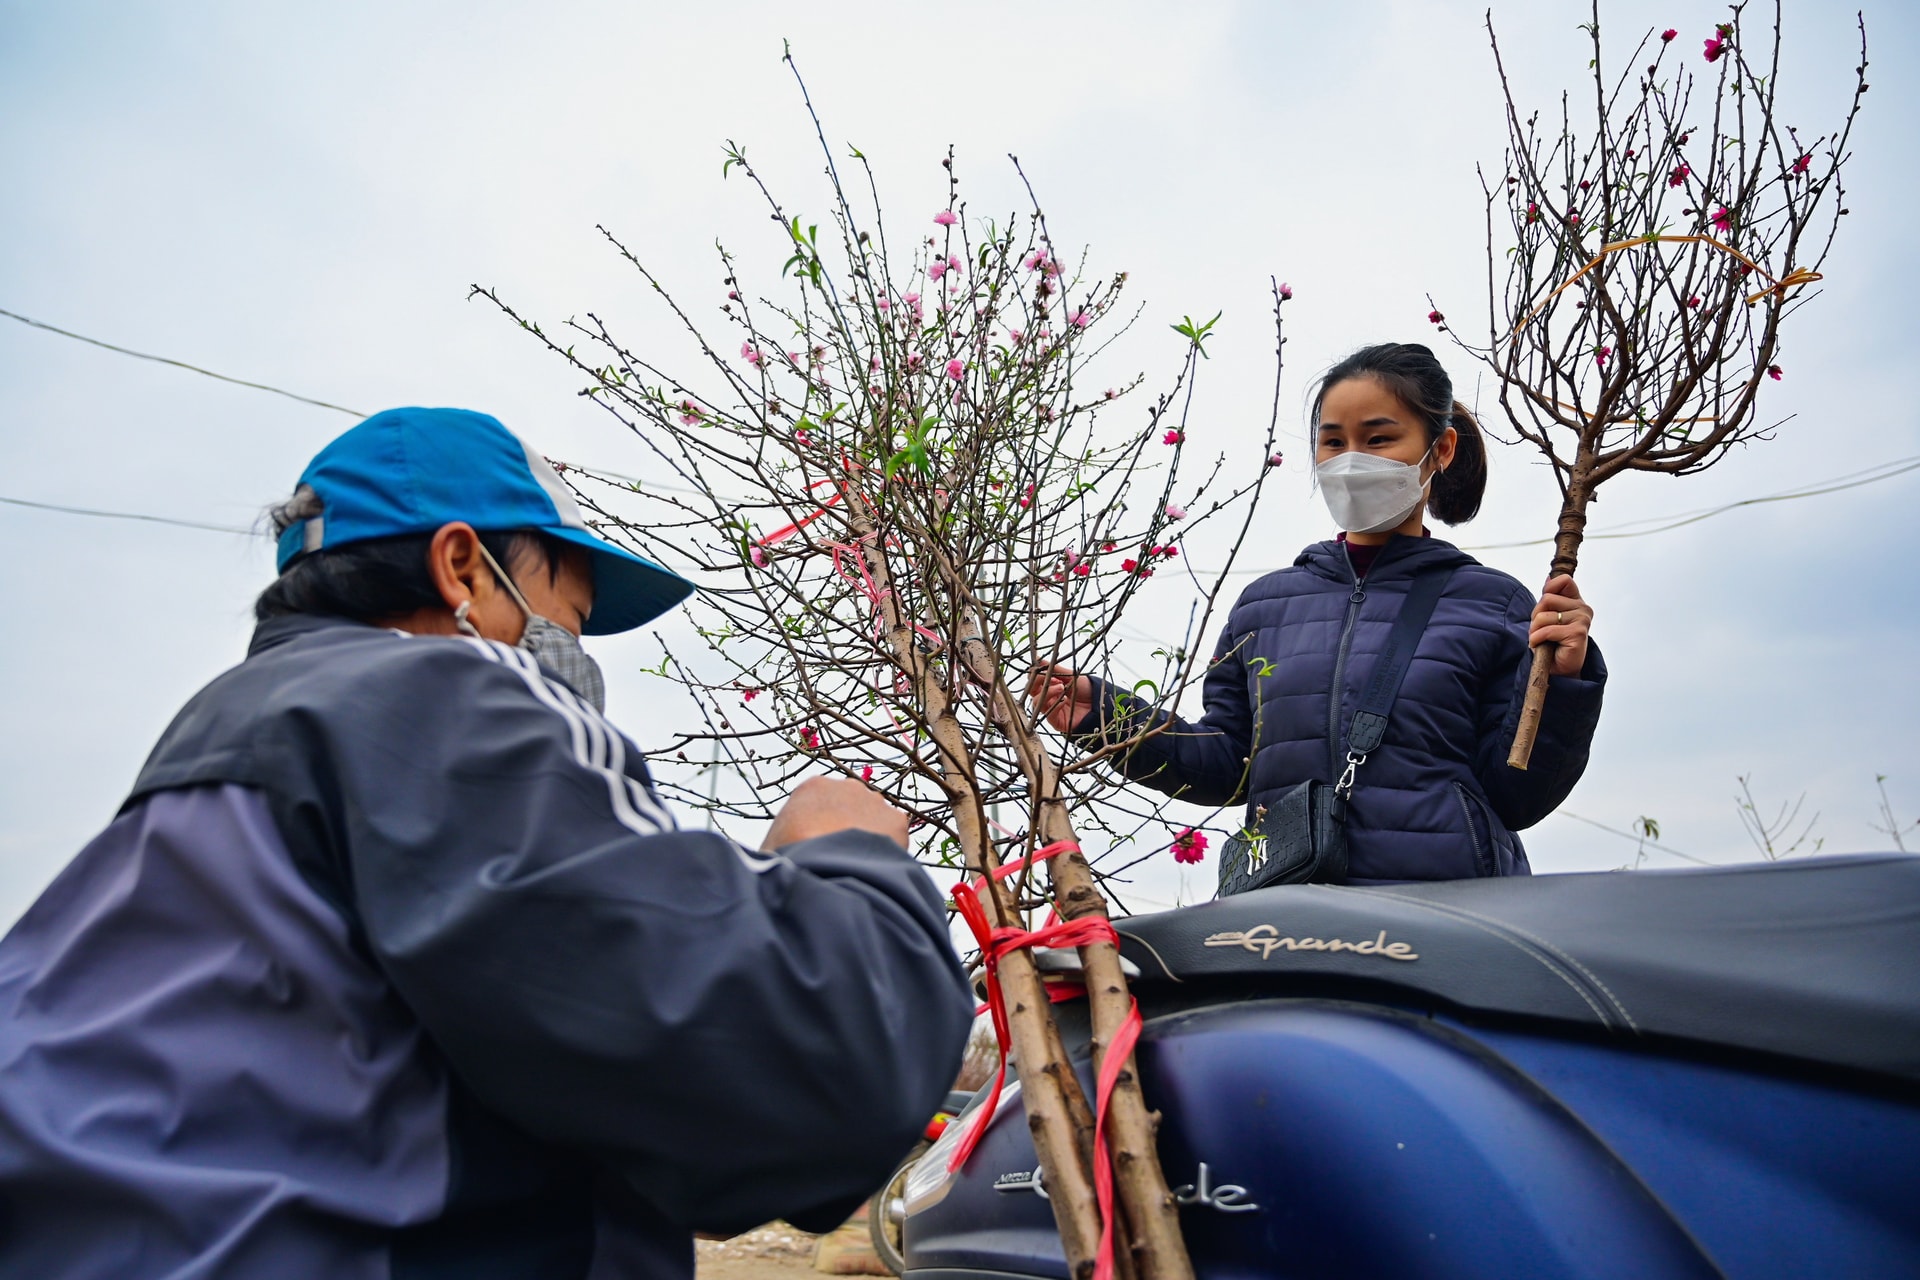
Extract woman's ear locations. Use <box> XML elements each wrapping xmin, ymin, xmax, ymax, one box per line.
<box><xmin>1433</xmin><ymin>424</ymin><xmax>1459</xmax><ymax>473</ymax></box>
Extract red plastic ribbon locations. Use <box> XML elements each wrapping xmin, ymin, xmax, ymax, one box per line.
<box><xmin>947</xmin><ymin>839</ymin><xmax>1141</xmax><ymax>1280</ymax></box>
<box><xmin>756</xmin><ymin>478</ymin><xmax>848</xmax><ymax>547</ymax></box>
<box><xmin>828</xmin><ymin>540</ymin><xmax>944</xmax><ymax>650</ymax></box>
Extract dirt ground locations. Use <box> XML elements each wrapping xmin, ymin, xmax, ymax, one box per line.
<box><xmin>693</xmin><ymin>1225</ymin><xmax>828</xmax><ymax>1280</ymax></box>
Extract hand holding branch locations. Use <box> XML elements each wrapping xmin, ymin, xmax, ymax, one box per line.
<box><xmin>1026</xmin><ymin>664</ymin><xmax>1095</xmax><ymax>735</ymax></box>
<box><xmin>1527</xmin><ymin>574</ymin><xmax>1593</xmax><ymax>678</ymax></box>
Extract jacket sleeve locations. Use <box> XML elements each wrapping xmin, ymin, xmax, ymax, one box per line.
<box><xmin>1074</xmin><ymin>622</ymin><xmax>1258</xmax><ymax>807</ymax></box>
<box><xmin>303</xmin><ymin>638</ymin><xmax>973</xmax><ymax>1234</ymax></box>
<box><xmin>1474</xmin><ymin>583</ymin><xmax>1607</xmax><ymax>831</ymax></box>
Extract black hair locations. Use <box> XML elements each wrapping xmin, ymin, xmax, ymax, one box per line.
<box><xmin>255</xmin><ymin>485</ymin><xmax>568</xmax><ymax>624</ymax></box>
<box><xmin>1309</xmin><ymin>342</ymin><xmax>1488</xmax><ymax>525</ymax></box>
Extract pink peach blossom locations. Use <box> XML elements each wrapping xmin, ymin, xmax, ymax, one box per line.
<box><xmin>946</xmin><ymin>358</ymin><xmax>965</xmax><ymax>380</ymax></box>
<box><xmin>934</xmin><ymin>210</ymin><xmax>957</xmax><ymax>227</ymax></box>
<box><xmin>1165</xmin><ymin>502</ymin><xmax>1187</xmax><ymax>521</ymax></box>
<box><xmin>1170</xmin><ymin>827</ymin><xmax>1208</xmax><ymax>865</ymax></box>
<box><xmin>1163</xmin><ymin>430</ymin><xmax>1184</xmax><ymax>446</ymax></box>
<box><xmin>1070</xmin><ymin>309</ymin><xmax>1091</xmax><ymax>328</ymax></box>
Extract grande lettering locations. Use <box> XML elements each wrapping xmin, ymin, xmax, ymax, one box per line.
<box><xmin>1203</xmin><ymin>925</ymin><xmax>1419</xmax><ymax>962</ymax></box>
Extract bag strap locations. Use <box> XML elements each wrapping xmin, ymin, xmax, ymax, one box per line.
<box><xmin>1336</xmin><ymin>565</ymin><xmax>1456</xmax><ymax>796</ymax></box>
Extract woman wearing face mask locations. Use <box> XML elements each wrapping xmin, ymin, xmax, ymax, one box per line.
<box><xmin>1030</xmin><ymin>343</ymin><xmax>1604</xmax><ymax>883</ymax></box>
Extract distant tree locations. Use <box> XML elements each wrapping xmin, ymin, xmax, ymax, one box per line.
<box><xmin>1735</xmin><ymin>773</ymin><xmax>1823</xmax><ymax>860</ymax></box>
<box><xmin>1870</xmin><ymin>774</ymin><xmax>1915</xmax><ymax>852</ymax></box>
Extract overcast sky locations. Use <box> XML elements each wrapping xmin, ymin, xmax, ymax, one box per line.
<box><xmin>3</xmin><ymin>0</ymin><xmax>1915</xmax><ymax>923</ymax></box>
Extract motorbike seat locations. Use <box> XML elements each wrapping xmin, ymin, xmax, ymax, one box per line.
<box><xmin>1115</xmin><ymin>854</ymin><xmax>1920</xmax><ymax>1084</ymax></box>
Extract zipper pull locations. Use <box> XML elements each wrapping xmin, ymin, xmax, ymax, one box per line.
<box><xmin>1350</xmin><ymin>583</ymin><xmax>1366</xmax><ymax>604</ymax></box>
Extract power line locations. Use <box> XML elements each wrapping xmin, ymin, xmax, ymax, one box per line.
<box><xmin>1</xmin><ymin>308</ymin><xmax>364</xmax><ymax>417</ymax></box>
<box><xmin>1555</xmin><ymin>810</ymin><xmax>1715</xmax><ymax>866</ymax></box>
<box><xmin>1456</xmin><ymin>455</ymin><xmax>1920</xmax><ymax>551</ymax></box>
<box><xmin>6</xmin><ymin>303</ymin><xmax>1917</xmax><ymax>555</ymax></box>
<box><xmin>1206</xmin><ymin>452</ymin><xmax>1920</xmax><ymax>574</ymax></box>
<box><xmin>0</xmin><ymin>493</ymin><xmax>254</xmax><ymax>535</ymax></box>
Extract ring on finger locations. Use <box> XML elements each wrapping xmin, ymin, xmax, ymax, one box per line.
<box><xmin>1555</xmin><ymin>610</ymin><xmax>1566</xmax><ymax>625</ymax></box>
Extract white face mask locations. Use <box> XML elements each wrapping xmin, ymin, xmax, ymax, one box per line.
<box><xmin>1313</xmin><ymin>449</ymin><xmax>1434</xmax><ymax>535</ymax></box>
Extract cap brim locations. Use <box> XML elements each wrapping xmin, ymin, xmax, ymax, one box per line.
<box><xmin>544</xmin><ymin>526</ymin><xmax>696</xmax><ymax>635</ymax></box>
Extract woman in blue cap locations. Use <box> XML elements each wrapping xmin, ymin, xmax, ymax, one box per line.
<box><xmin>0</xmin><ymin>407</ymin><xmax>974</xmax><ymax>1279</ymax></box>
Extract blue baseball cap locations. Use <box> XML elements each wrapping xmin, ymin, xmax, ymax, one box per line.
<box><xmin>276</xmin><ymin>407</ymin><xmax>695</xmax><ymax>634</ymax></box>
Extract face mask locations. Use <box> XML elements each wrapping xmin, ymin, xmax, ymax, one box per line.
<box><xmin>1313</xmin><ymin>449</ymin><xmax>1434</xmax><ymax>535</ymax></box>
<box><xmin>458</xmin><ymin>544</ymin><xmax>609</xmax><ymax>713</ymax></box>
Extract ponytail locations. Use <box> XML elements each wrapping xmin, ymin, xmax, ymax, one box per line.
<box><xmin>1430</xmin><ymin>399</ymin><xmax>1486</xmax><ymax>525</ymax></box>
<box><xmin>1310</xmin><ymin>343</ymin><xmax>1489</xmax><ymax>526</ymax></box>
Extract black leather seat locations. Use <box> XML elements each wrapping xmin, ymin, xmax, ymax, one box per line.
<box><xmin>1115</xmin><ymin>854</ymin><xmax>1920</xmax><ymax>1084</ymax></box>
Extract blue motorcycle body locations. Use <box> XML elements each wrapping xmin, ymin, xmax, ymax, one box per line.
<box><xmin>902</xmin><ymin>855</ymin><xmax>1920</xmax><ymax>1279</ymax></box>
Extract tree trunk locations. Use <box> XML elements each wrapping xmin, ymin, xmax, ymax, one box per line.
<box><xmin>956</xmin><ymin>620</ymin><xmax>1194</xmax><ymax>1280</ymax></box>
<box><xmin>1506</xmin><ymin>475</ymin><xmax>1592</xmax><ymax>770</ymax></box>
<box><xmin>853</xmin><ymin>529</ymin><xmax>1105</xmax><ymax>1279</ymax></box>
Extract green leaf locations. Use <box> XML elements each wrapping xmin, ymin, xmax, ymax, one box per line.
<box><xmin>1170</xmin><ymin>310</ymin><xmax>1224</xmax><ymax>357</ymax></box>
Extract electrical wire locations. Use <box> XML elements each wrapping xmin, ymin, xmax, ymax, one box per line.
<box><xmin>1203</xmin><ymin>451</ymin><xmax>1920</xmax><ymax>574</ymax></box>
<box><xmin>0</xmin><ymin>493</ymin><xmax>254</xmax><ymax>535</ymax></box>
<box><xmin>1554</xmin><ymin>810</ymin><xmax>1715</xmax><ymax>866</ymax></box>
<box><xmin>5</xmin><ymin>304</ymin><xmax>1916</xmax><ymax>556</ymax></box>
<box><xmin>1</xmin><ymin>308</ymin><xmax>364</xmax><ymax>417</ymax></box>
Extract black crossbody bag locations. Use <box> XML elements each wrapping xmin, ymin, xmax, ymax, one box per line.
<box><xmin>1217</xmin><ymin>566</ymin><xmax>1456</xmax><ymax>897</ymax></box>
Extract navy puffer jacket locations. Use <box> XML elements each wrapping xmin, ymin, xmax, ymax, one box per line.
<box><xmin>1082</xmin><ymin>535</ymin><xmax>1606</xmax><ymax>883</ymax></box>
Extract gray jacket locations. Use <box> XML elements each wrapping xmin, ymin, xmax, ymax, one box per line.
<box><xmin>0</xmin><ymin>614</ymin><xmax>972</xmax><ymax>1278</ymax></box>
